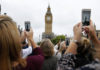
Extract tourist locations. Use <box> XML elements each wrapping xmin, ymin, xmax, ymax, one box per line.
<box><xmin>57</xmin><ymin>21</ymin><xmax>100</xmax><ymax>70</ymax></box>
<box><xmin>0</xmin><ymin>15</ymin><xmax>44</xmax><ymax>70</ymax></box>
<box><xmin>40</xmin><ymin>39</ymin><xmax>57</xmax><ymax>70</ymax></box>
<box><xmin>56</xmin><ymin>41</ymin><xmax>66</xmax><ymax>60</ymax></box>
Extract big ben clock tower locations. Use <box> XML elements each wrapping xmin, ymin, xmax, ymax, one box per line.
<box><xmin>42</xmin><ymin>5</ymin><xmax>54</xmax><ymax>39</ymax></box>
<box><xmin>45</xmin><ymin>5</ymin><xmax>52</xmax><ymax>33</ymax></box>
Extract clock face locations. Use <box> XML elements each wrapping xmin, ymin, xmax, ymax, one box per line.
<box><xmin>47</xmin><ymin>16</ymin><xmax>51</xmax><ymax>21</ymax></box>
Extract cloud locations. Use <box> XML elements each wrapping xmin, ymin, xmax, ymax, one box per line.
<box><xmin>1</xmin><ymin>0</ymin><xmax>100</xmax><ymax>42</ymax></box>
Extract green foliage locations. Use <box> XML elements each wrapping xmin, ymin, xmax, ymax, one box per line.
<box><xmin>37</xmin><ymin>42</ymin><xmax>41</xmax><ymax>45</ymax></box>
<box><xmin>51</xmin><ymin>35</ymin><xmax>66</xmax><ymax>45</ymax></box>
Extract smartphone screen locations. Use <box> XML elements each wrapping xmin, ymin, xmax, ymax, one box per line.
<box><xmin>25</xmin><ymin>21</ymin><xmax>30</xmax><ymax>31</ymax></box>
<box><xmin>82</xmin><ymin>9</ymin><xmax>91</xmax><ymax>26</ymax></box>
<box><xmin>65</xmin><ymin>38</ymin><xmax>70</xmax><ymax>46</ymax></box>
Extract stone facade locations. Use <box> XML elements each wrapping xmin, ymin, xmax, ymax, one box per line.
<box><xmin>42</xmin><ymin>5</ymin><xmax>54</xmax><ymax>39</ymax></box>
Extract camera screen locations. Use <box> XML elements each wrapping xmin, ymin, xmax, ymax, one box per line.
<box><xmin>82</xmin><ymin>9</ymin><xmax>91</xmax><ymax>26</ymax></box>
<box><xmin>65</xmin><ymin>38</ymin><xmax>70</xmax><ymax>46</ymax></box>
<box><xmin>25</xmin><ymin>21</ymin><xmax>30</xmax><ymax>31</ymax></box>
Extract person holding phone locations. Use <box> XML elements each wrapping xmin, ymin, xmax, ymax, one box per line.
<box><xmin>56</xmin><ymin>41</ymin><xmax>67</xmax><ymax>60</ymax></box>
<box><xmin>0</xmin><ymin>15</ymin><xmax>44</xmax><ymax>70</ymax></box>
<box><xmin>21</xmin><ymin>28</ymin><xmax>44</xmax><ymax>70</ymax></box>
<box><xmin>57</xmin><ymin>21</ymin><xmax>100</xmax><ymax>70</ymax></box>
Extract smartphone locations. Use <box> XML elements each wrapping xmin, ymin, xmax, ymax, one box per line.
<box><xmin>25</xmin><ymin>21</ymin><xmax>31</xmax><ymax>31</ymax></box>
<box><xmin>82</xmin><ymin>9</ymin><xmax>91</xmax><ymax>26</ymax></box>
<box><xmin>65</xmin><ymin>38</ymin><xmax>70</xmax><ymax>46</ymax></box>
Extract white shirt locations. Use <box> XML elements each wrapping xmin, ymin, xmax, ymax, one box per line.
<box><xmin>22</xmin><ymin>46</ymin><xmax>33</xmax><ymax>58</ymax></box>
<box><xmin>56</xmin><ymin>52</ymin><xmax>62</xmax><ymax>60</ymax></box>
<box><xmin>54</xmin><ymin>45</ymin><xmax>58</xmax><ymax>55</ymax></box>
<box><xmin>54</xmin><ymin>45</ymin><xmax>62</xmax><ymax>60</ymax></box>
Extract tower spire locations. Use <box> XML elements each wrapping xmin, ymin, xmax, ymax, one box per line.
<box><xmin>48</xmin><ymin>3</ymin><xmax>50</xmax><ymax>8</ymax></box>
<box><xmin>47</xmin><ymin>4</ymin><xmax>50</xmax><ymax>9</ymax></box>
<box><xmin>47</xmin><ymin>4</ymin><xmax>51</xmax><ymax>14</ymax></box>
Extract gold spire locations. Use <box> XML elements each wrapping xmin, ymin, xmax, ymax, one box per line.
<box><xmin>46</xmin><ymin>4</ymin><xmax>51</xmax><ymax>14</ymax></box>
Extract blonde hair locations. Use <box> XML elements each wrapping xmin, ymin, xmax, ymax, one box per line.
<box><xmin>59</xmin><ymin>41</ymin><xmax>66</xmax><ymax>53</ymax></box>
<box><xmin>0</xmin><ymin>15</ymin><xmax>26</xmax><ymax>70</ymax></box>
<box><xmin>40</xmin><ymin>39</ymin><xmax>54</xmax><ymax>56</ymax></box>
<box><xmin>77</xmin><ymin>37</ymin><xmax>94</xmax><ymax>60</ymax></box>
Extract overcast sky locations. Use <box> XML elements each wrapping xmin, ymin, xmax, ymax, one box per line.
<box><xmin>0</xmin><ymin>0</ymin><xmax>100</xmax><ymax>42</ymax></box>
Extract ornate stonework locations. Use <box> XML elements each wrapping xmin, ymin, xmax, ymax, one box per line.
<box><xmin>42</xmin><ymin>5</ymin><xmax>54</xmax><ymax>39</ymax></box>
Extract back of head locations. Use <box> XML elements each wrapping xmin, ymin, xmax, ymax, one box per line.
<box><xmin>0</xmin><ymin>15</ymin><xmax>22</xmax><ymax>70</ymax></box>
<box><xmin>75</xmin><ymin>37</ymin><xmax>94</xmax><ymax>68</ymax></box>
<box><xmin>40</xmin><ymin>39</ymin><xmax>54</xmax><ymax>57</ymax></box>
<box><xmin>77</xmin><ymin>37</ymin><xmax>93</xmax><ymax>56</ymax></box>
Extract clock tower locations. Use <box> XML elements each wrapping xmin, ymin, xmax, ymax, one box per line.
<box><xmin>42</xmin><ymin>5</ymin><xmax>54</xmax><ymax>39</ymax></box>
<box><xmin>45</xmin><ymin>5</ymin><xmax>52</xmax><ymax>33</ymax></box>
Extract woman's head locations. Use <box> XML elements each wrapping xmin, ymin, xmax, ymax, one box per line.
<box><xmin>40</xmin><ymin>39</ymin><xmax>54</xmax><ymax>57</ymax></box>
<box><xmin>77</xmin><ymin>37</ymin><xmax>94</xmax><ymax>60</ymax></box>
<box><xmin>0</xmin><ymin>15</ymin><xmax>22</xmax><ymax>70</ymax></box>
<box><xmin>75</xmin><ymin>37</ymin><xmax>94</xmax><ymax>68</ymax></box>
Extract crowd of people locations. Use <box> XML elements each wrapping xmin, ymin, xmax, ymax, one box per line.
<box><xmin>0</xmin><ymin>15</ymin><xmax>100</xmax><ymax>70</ymax></box>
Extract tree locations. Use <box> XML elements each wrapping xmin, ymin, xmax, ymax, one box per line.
<box><xmin>37</xmin><ymin>42</ymin><xmax>41</xmax><ymax>45</ymax></box>
<box><xmin>51</xmin><ymin>35</ymin><xmax>66</xmax><ymax>45</ymax></box>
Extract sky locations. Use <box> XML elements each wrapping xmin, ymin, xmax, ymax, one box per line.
<box><xmin>0</xmin><ymin>0</ymin><xmax>100</xmax><ymax>42</ymax></box>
